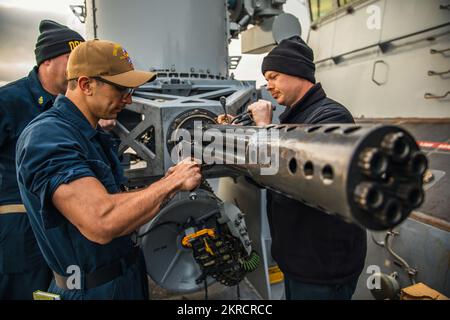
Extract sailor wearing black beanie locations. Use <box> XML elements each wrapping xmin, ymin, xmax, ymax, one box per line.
<box><xmin>243</xmin><ymin>36</ymin><xmax>365</xmax><ymax>301</ymax></box>
<box><xmin>262</xmin><ymin>35</ymin><xmax>316</xmax><ymax>84</ymax></box>
<box><xmin>0</xmin><ymin>20</ymin><xmax>84</xmax><ymax>299</ymax></box>
<box><xmin>35</xmin><ymin>20</ymin><xmax>84</xmax><ymax>66</ymax></box>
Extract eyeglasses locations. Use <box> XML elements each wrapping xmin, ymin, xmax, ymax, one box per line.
<box><xmin>92</xmin><ymin>77</ymin><xmax>135</xmax><ymax>98</ymax></box>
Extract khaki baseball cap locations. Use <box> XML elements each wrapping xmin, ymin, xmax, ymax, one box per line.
<box><xmin>67</xmin><ymin>39</ymin><xmax>156</xmax><ymax>87</ymax></box>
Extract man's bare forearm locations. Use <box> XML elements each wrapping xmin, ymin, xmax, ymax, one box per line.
<box><xmin>53</xmin><ymin>161</ymin><xmax>200</xmax><ymax>244</ymax></box>
<box><xmin>102</xmin><ymin>175</ymin><xmax>181</xmax><ymax>239</ymax></box>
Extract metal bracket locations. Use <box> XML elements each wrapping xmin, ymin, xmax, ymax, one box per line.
<box><xmin>424</xmin><ymin>91</ymin><xmax>450</xmax><ymax>99</ymax></box>
<box><xmin>372</xmin><ymin>60</ymin><xmax>389</xmax><ymax>86</ymax></box>
<box><xmin>428</xmin><ymin>69</ymin><xmax>450</xmax><ymax>76</ymax></box>
<box><xmin>430</xmin><ymin>48</ymin><xmax>450</xmax><ymax>55</ymax></box>
<box><xmin>70</xmin><ymin>5</ymin><xmax>86</xmax><ymax>23</ymax></box>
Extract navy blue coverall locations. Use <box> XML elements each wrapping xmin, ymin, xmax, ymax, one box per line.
<box><xmin>0</xmin><ymin>67</ymin><xmax>53</xmax><ymax>299</ymax></box>
<box><xmin>16</xmin><ymin>95</ymin><xmax>148</xmax><ymax>299</ymax></box>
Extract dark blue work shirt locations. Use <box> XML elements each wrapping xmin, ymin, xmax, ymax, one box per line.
<box><xmin>16</xmin><ymin>95</ymin><xmax>147</xmax><ymax>299</ymax></box>
<box><xmin>0</xmin><ymin>67</ymin><xmax>54</xmax><ymax>274</ymax></box>
<box><xmin>268</xmin><ymin>83</ymin><xmax>367</xmax><ymax>285</ymax></box>
<box><xmin>0</xmin><ymin>67</ymin><xmax>54</xmax><ymax>205</ymax></box>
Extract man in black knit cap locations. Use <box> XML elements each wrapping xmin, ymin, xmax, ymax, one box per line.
<box><xmin>0</xmin><ymin>20</ymin><xmax>84</xmax><ymax>299</ymax></box>
<box><xmin>247</xmin><ymin>36</ymin><xmax>367</xmax><ymax>300</ymax></box>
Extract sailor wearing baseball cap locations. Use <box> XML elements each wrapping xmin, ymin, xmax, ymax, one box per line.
<box><xmin>67</xmin><ymin>39</ymin><xmax>156</xmax><ymax>88</ymax></box>
<box><xmin>15</xmin><ymin>40</ymin><xmax>202</xmax><ymax>299</ymax></box>
<box><xmin>65</xmin><ymin>39</ymin><xmax>156</xmax><ymax>125</ymax></box>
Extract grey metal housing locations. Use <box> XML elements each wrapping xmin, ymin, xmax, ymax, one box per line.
<box><xmin>85</xmin><ymin>0</ymin><xmax>230</xmax><ymax>79</ymax></box>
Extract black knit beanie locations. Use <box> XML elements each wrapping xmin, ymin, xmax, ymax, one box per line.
<box><xmin>261</xmin><ymin>36</ymin><xmax>316</xmax><ymax>84</ymax></box>
<box><xmin>35</xmin><ymin>20</ymin><xmax>85</xmax><ymax>66</ymax></box>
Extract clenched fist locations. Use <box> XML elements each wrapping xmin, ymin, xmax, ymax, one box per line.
<box><xmin>247</xmin><ymin>100</ymin><xmax>273</xmax><ymax>126</ymax></box>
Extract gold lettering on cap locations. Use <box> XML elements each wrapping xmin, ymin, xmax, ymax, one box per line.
<box><xmin>112</xmin><ymin>44</ymin><xmax>133</xmax><ymax>68</ymax></box>
<box><xmin>69</xmin><ymin>41</ymin><xmax>82</xmax><ymax>51</ymax></box>
<box><xmin>113</xmin><ymin>44</ymin><xmax>122</xmax><ymax>56</ymax></box>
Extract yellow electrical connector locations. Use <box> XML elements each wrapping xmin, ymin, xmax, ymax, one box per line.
<box><xmin>181</xmin><ymin>228</ymin><xmax>216</xmax><ymax>248</ymax></box>
<box><xmin>268</xmin><ymin>265</ymin><xmax>284</xmax><ymax>284</ymax></box>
